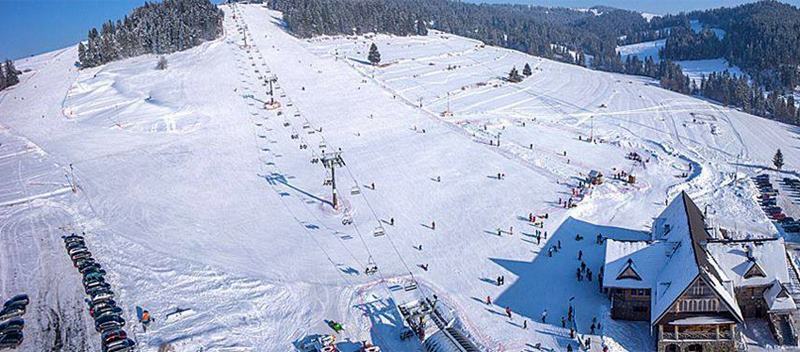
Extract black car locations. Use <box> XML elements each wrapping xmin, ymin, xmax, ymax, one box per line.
<box><xmin>79</xmin><ymin>263</ymin><xmax>102</xmax><ymax>274</ymax></box>
<box><xmin>0</xmin><ymin>331</ymin><xmax>23</xmax><ymax>349</ymax></box>
<box><xmin>3</xmin><ymin>294</ymin><xmax>29</xmax><ymax>307</ymax></box>
<box><xmin>0</xmin><ymin>306</ymin><xmax>25</xmax><ymax>321</ymax></box>
<box><xmin>93</xmin><ymin>307</ymin><xmax>123</xmax><ymax>320</ymax></box>
<box><xmin>76</xmin><ymin>258</ymin><xmax>98</xmax><ymax>270</ymax></box>
<box><xmin>95</xmin><ymin>315</ymin><xmax>125</xmax><ymax>332</ymax></box>
<box><xmin>65</xmin><ymin>240</ymin><xmax>86</xmax><ymax>250</ymax></box>
<box><xmin>0</xmin><ymin>318</ymin><xmax>24</xmax><ymax>333</ymax></box>
<box><xmin>86</xmin><ymin>284</ymin><xmax>113</xmax><ymax>295</ymax></box>
<box><xmin>63</xmin><ymin>234</ymin><xmax>84</xmax><ymax>243</ymax></box>
<box><xmin>103</xmin><ymin>338</ymin><xmax>135</xmax><ymax>352</ymax></box>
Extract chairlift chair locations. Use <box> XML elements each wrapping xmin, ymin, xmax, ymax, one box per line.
<box><xmin>403</xmin><ymin>281</ymin><xmax>418</xmax><ymax>291</ymax></box>
<box><xmin>351</xmin><ymin>186</ymin><xmax>361</xmax><ymax>195</ymax></box>
<box><xmin>323</xmin><ymin>178</ymin><xmax>333</xmax><ymax>186</ymax></box>
<box><xmin>373</xmin><ymin>226</ymin><xmax>385</xmax><ymax>237</ymax></box>
<box><xmin>319</xmin><ymin>142</ymin><xmax>327</xmax><ymax>149</ymax></box>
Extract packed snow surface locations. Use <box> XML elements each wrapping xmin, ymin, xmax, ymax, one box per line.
<box><xmin>1</xmin><ymin>4</ymin><xmax>797</xmax><ymax>351</ymax></box>
<box><xmin>617</xmin><ymin>39</ymin><xmax>743</xmax><ymax>83</ymax></box>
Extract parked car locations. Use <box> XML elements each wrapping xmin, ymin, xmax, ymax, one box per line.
<box><xmin>63</xmin><ymin>234</ymin><xmax>84</xmax><ymax>244</ymax></box>
<box><xmin>0</xmin><ymin>331</ymin><xmax>23</xmax><ymax>349</ymax></box>
<box><xmin>86</xmin><ymin>284</ymin><xmax>113</xmax><ymax>296</ymax></box>
<box><xmin>95</xmin><ymin>314</ymin><xmax>125</xmax><ymax>332</ymax></box>
<box><xmin>3</xmin><ymin>294</ymin><xmax>29</xmax><ymax>307</ymax></box>
<box><xmin>0</xmin><ymin>306</ymin><xmax>25</xmax><ymax>321</ymax></box>
<box><xmin>75</xmin><ymin>258</ymin><xmax>97</xmax><ymax>270</ymax></box>
<box><xmin>79</xmin><ymin>263</ymin><xmax>102</xmax><ymax>274</ymax></box>
<box><xmin>71</xmin><ymin>251</ymin><xmax>92</xmax><ymax>262</ymax></box>
<box><xmin>101</xmin><ymin>329</ymin><xmax>127</xmax><ymax>344</ymax></box>
<box><xmin>0</xmin><ymin>318</ymin><xmax>24</xmax><ymax>334</ymax></box>
<box><xmin>103</xmin><ymin>338</ymin><xmax>135</xmax><ymax>352</ymax></box>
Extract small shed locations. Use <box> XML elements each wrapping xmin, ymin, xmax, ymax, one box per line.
<box><xmin>588</xmin><ymin>170</ymin><xmax>604</xmax><ymax>185</ymax></box>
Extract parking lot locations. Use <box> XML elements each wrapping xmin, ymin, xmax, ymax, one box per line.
<box><xmin>753</xmin><ymin>174</ymin><xmax>800</xmax><ymax>237</ymax></box>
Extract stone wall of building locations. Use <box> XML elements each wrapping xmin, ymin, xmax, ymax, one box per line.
<box><xmin>657</xmin><ymin>339</ymin><xmax>736</xmax><ymax>352</ymax></box>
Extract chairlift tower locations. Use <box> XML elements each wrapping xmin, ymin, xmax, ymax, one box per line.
<box><xmin>321</xmin><ymin>151</ymin><xmax>345</xmax><ymax>209</ymax></box>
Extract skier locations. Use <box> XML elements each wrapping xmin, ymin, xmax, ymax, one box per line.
<box><xmin>578</xmin><ymin>250</ymin><xmax>583</xmax><ymax>260</ymax></box>
<box><xmin>567</xmin><ymin>344</ymin><xmax>573</xmax><ymax>352</ymax></box>
<box><xmin>576</xmin><ymin>268</ymin><xmax>582</xmax><ymax>281</ymax></box>
<box><xmin>544</xmin><ymin>231</ymin><xmax>548</xmax><ymax>239</ymax></box>
<box><xmin>523</xmin><ymin>320</ymin><xmax>528</xmax><ymax>329</ymax></box>
<box><xmin>486</xmin><ymin>296</ymin><xmax>492</xmax><ymax>305</ymax></box>
<box><xmin>541</xmin><ymin>309</ymin><xmax>547</xmax><ymax>323</ymax></box>
<box><xmin>390</xmin><ymin>217</ymin><xmax>394</xmax><ymax>225</ymax></box>
<box><xmin>561</xmin><ymin>316</ymin><xmax>566</xmax><ymax>328</ymax></box>
<box><xmin>537</xmin><ymin>235</ymin><xmax>541</xmax><ymax>245</ymax></box>
<box><xmin>505</xmin><ymin>306</ymin><xmax>513</xmax><ymax>319</ymax></box>
<box><xmin>141</xmin><ymin>310</ymin><xmax>152</xmax><ymax>332</ymax></box>
<box><xmin>509</xmin><ymin>226</ymin><xmax>513</xmax><ymax>235</ymax></box>
<box><xmin>431</xmin><ymin>221</ymin><xmax>436</xmax><ymax>230</ymax></box>
<box><xmin>558</xmin><ymin>240</ymin><xmax>562</xmax><ymax>249</ymax></box>
<box><xmin>437</xmin><ymin>176</ymin><xmax>441</xmax><ymax>182</ymax></box>
<box><xmin>496</xmin><ymin>276</ymin><xmax>502</xmax><ymax>286</ymax></box>
<box><xmin>529</xmin><ymin>213</ymin><xmax>534</xmax><ymax>222</ymax></box>
<box><xmin>548</xmin><ymin>247</ymin><xmax>553</xmax><ymax>257</ymax></box>
<box><xmin>371</xmin><ymin>182</ymin><xmax>375</xmax><ymax>189</ymax></box>
<box><xmin>587</xmin><ymin>269</ymin><xmax>593</xmax><ymax>281</ymax></box>
<box><xmin>591</xmin><ymin>322</ymin><xmax>596</xmax><ymax>334</ymax></box>
<box><xmin>580</xmin><ymin>261</ymin><xmax>586</xmax><ymax>272</ymax></box>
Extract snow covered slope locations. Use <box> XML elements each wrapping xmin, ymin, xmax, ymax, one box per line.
<box><xmin>1</xmin><ymin>3</ymin><xmax>798</xmax><ymax>351</ymax></box>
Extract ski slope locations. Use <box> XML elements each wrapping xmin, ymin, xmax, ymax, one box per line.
<box><xmin>1</xmin><ymin>3</ymin><xmax>798</xmax><ymax>351</ymax></box>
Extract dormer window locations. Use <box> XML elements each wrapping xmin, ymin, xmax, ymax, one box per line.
<box><xmin>744</xmin><ymin>260</ymin><xmax>767</xmax><ymax>279</ymax></box>
<box><xmin>617</xmin><ymin>258</ymin><xmax>643</xmax><ymax>281</ymax></box>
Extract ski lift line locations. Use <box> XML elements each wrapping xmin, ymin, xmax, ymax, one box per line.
<box><xmin>339</xmin><ymin>163</ymin><xmax>423</xmax><ymax>287</ymax></box>
<box><xmin>253</xmin><ymin>128</ymin><xmax>355</xmax><ymax>287</ymax></box>
<box><xmin>237</xmin><ymin>66</ymin><xmax>355</xmax><ymax>286</ymax></box>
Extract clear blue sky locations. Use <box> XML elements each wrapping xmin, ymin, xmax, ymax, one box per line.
<box><xmin>2</xmin><ymin>0</ymin><xmax>800</xmax><ymax>60</ymax></box>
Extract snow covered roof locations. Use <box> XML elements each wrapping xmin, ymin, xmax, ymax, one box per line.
<box><xmin>707</xmin><ymin>238</ymin><xmax>790</xmax><ymax>288</ymax></box>
<box><xmin>764</xmin><ymin>280</ymin><xmax>796</xmax><ymax>312</ymax></box>
<box><xmin>604</xmin><ymin>240</ymin><xmax>667</xmax><ymax>289</ymax></box>
<box><xmin>649</xmin><ymin>192</ymin><xmax>743</xmax><ymax>325</ymax></box>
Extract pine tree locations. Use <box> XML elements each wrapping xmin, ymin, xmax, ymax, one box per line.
<box><xmin>368</xmin><ymin>43</ymin><xmax>381</xmax><ymax>65</ymax></box>
<box><xmin>156</xmin><ymin>56</ymin><xmax>168</xmax><ymax>70</ymax></box>
<box><xmin>523</xmin><ymin>63</ymin><xmax>532</xmax><ymax>76</ymax></box>
<box><xmin>508</xmin><ymin>66</ymin><xmax>523</xmax><ymax>82</ymax></box>
<box><xmin>3</xmin><ymin>60</ymin><xmax>19</xmax><ymax>87</ymax></box>
<box><xmin>0</xmin><ymin>64</ymin><xmax>6</xmax><ymax>91</ymax></box>
<box><xmin>773</xmin><ymin>149</ymin><xmax>784</xmax><ymax>170</ymax></box>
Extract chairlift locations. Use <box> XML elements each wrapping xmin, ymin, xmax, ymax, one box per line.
<box><xmin>403</xmin><ymin>281</ymin><xmax>418</xmax><ymax>291</ymax></box>
<box><xmin>350</xmin><ymin>186</ymin><xmax>361</xmax><ymax>195</ymax></box>
<box><xmin>373</xmin><ymin>226</ymin><xmax>385</xmax><ymax>237</ymax></box>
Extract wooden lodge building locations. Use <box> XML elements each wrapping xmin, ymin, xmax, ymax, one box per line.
<box><xmin>603</xmin><ymin>192</ymin><xmax>800</xmax><ymax>351</ymax></box>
